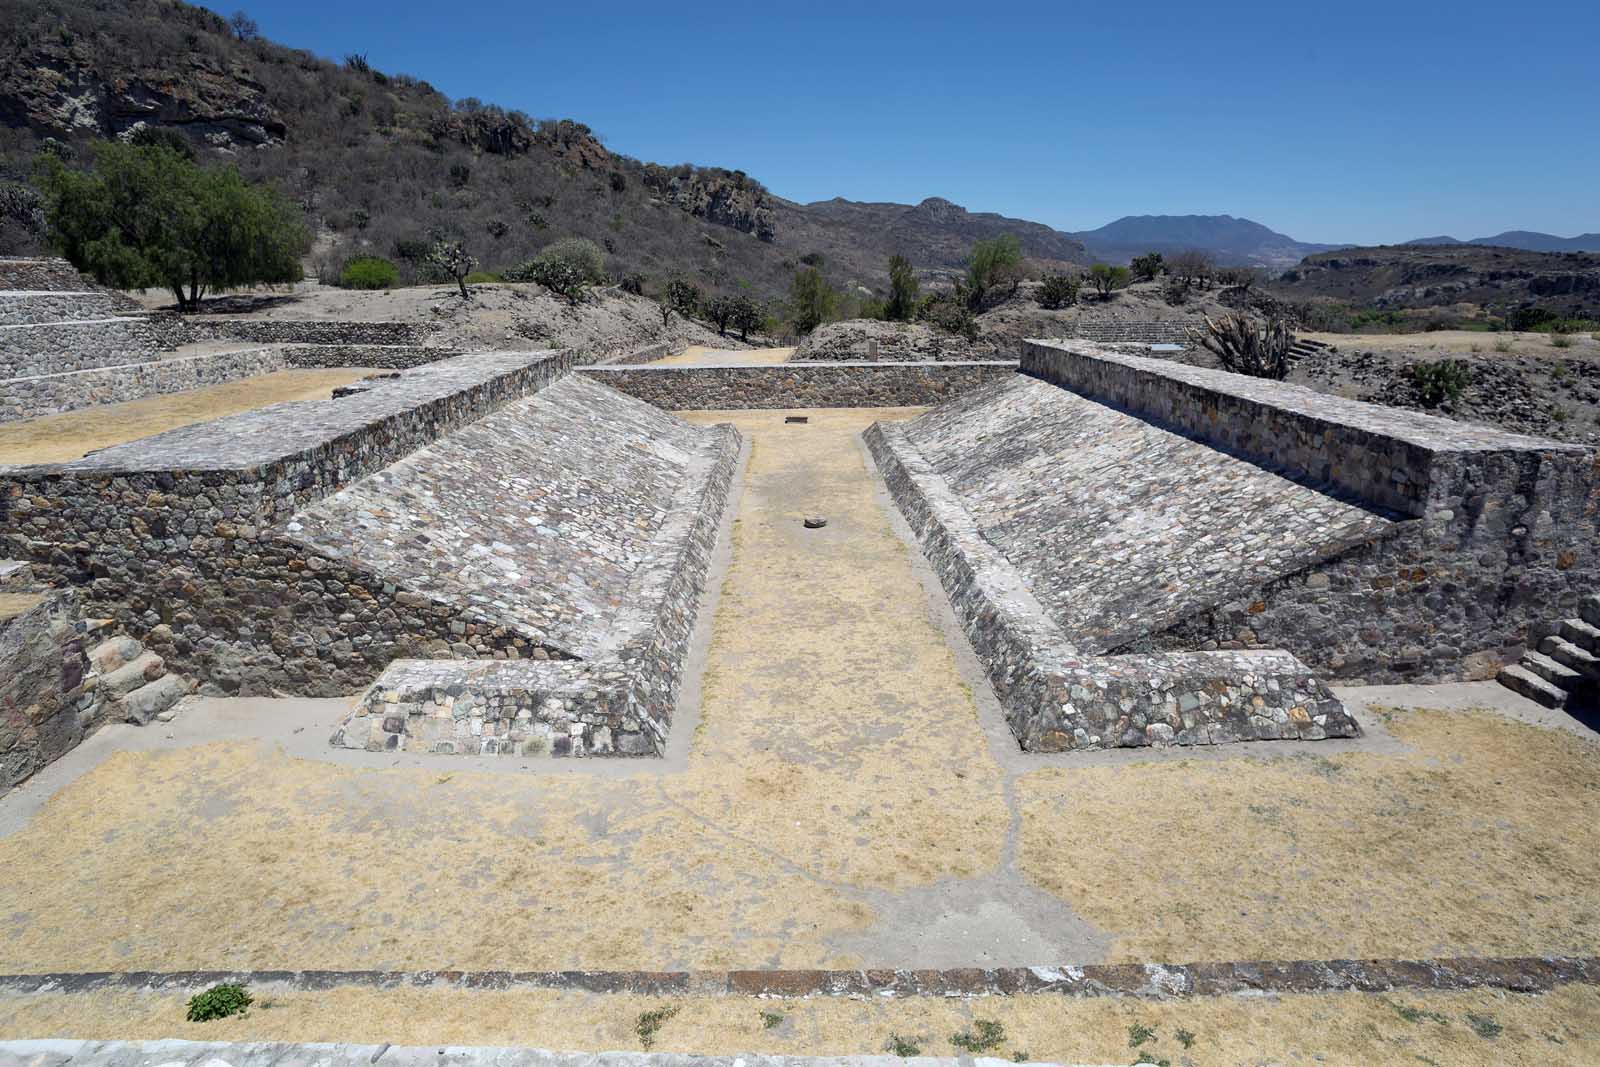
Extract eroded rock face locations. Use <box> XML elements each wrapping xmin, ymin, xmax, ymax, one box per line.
<box><xmin>643</xmin><ymin>167</ymin><xmax>776</xmax><ymax>242</ymax></box>
<box><xmin>0</xmin><ymin>43</ymin><xmax>285</xmax><ymax>147</ymax></box>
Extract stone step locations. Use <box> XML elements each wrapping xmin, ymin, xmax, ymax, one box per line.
<box><xmin>1540</xmin><ymin>635</ymin><xmax>1600</xmax><ymax>677</ymax></box>
<box><xmin>98</xmin><ymin>650</ymin><xmax>165</xmax><ymax>699</ymax></box>
<box><xmin>1558</xmin><ymin>617</ymin><xmax>1600</xmax><ymax>653</ymax></box>
<box><xmin>1522</xmin><ymin>650</ymin><xmax>1584</xmax><ymax>690</ymax></box>
<box><xmin>1498</xmin><ymin>664</ymin><xmax>1568</xmax><ymax>708</ymax></box>
<box><xmin>1581</xmin><ymin>595</ymin><xmax>1600</xmax><ymax>629</ymax></box>
<box><xmin>117</xmin><ymin>673</ymin><xmax>193</xmax><ymax>725</ymax></box>
<box><xmin>88</xmin><ymin>635</ymin><xmax>143</xmax><ymax>675</ymax></box>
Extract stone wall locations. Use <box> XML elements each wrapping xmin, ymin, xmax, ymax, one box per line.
<box><xmin>0</xmin><ymin>317</ymin><xmax>160</xmax><ymax>378</ymax></box>
<box><xmin>1069</xmin><ymin>319</ymin><xmax>1197</xmax><ymax>344</ymax></box>
<box><xmin>0</xmin><ymin>346</ymin><xmax>285</xmax><ymax>424</ymax></box>
<box><xmin>0</xmin><ymin>258</ymin><xmax>91</xmax><ymax>292</ymax></box>
<box><xmin>580</xmin><ymin>360</ymin><xmax>1017</xmax><ymax>409</ymax></box>
<box><xmin>0</xmin><ymin>291</ymin><xmax>120</xmax><ymax>326</ymax></box>
<box><xmin>0</xmin><ymin>589</ymin><xmax>101</xmax><ymax>797</ymax></box>
<box><xmin>0</xmin><ymin>352</ymin><xmax>569</xmax><ymax>692</ymax></box>
<box><xmin>595</xmin><ymin>341</ymin><xmax>676</xmax><ymax>366</ymax></box>
<box><xmin>278</xmin><ymin>344</ymin><xmax>461</xmax><ymax>370</ymax></box>
<box><xmin>151</xmin><ymin>316</ymin><xmax>436</xmax><ymax>348</ymax></box>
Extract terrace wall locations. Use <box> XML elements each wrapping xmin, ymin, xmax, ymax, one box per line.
<box><xmin>579</xmin><ymin>360</ymin><xmax>1017</xmax><ymax>409</ymax></box>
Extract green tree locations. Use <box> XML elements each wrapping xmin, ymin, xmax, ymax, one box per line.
<box><xmin>886</xmin><ymin>254</ymin><xmax>919</xmax><ymax>321</ymax></box>
<box><xmin>37</xmin><ymin>141</ymin><xmax>307</xmax><ymax>311</ymax></box>
<box><xmin>658</xmin><ymin>277</ymin><xmax>700</xmax><ymax>327</ymax></box>
<box><xmin>1036</xmin><ymin>272</ymin><xmax>1080</xmax><ymax>310</ymax></box>
<box><xmin>730</xmin><ymin>295</ymin><xmax>763</xmax><ymax>342</ymax></box>
<box><xmin>964</xmin><ymin>234</ymin><xmax>1022</xmax><ymax>310</ymax></box>
<box><xmin>705</xmin><ymin>294</ymin><xmax>738</xmax><ymax>336</ymax></box>
<box><xmin>1089</xmin><ymin>263</ymin><xmax>1131</xmax><ymax>299</ymax></box>
<box><xmin>789</xmin><ymin>266</ymin><xmax>838</xmax><ymax>334</ymax></box>
<box><xmin>1130</xmin><ymin>252</ymin><xmax>1164</xmax><ymax>281</ymax></box>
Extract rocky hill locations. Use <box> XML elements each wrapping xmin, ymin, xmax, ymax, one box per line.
<box><xmin>800</xmin><ymin>197</ymin><xmax>1086</xmax><ymax>274</ymax></box>
<box><xmin>1402</xmin><ymin>231</ymin><xmax>1600</xmax><ymax>253</ymax></box>
<box><xmin>1069</xmin><ymin>214</ymin><xmax>1342</xmax><ymax>269</ymax></box>
<box><xmin>1269</xmin><ymin>244</ymin><xmax>1600</xmax><ymax>319</ymax></box>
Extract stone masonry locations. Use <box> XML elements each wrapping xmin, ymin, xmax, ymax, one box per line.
<box><xmin>580</xmin><ymin>360</ymin><xmax>1016</xmax><ymax>409</ymax></box>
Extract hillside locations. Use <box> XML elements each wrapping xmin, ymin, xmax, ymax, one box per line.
<box><xmin>1403</xmin><ymin>231</ymin><xmax>1600</xmax><ymax>253</ymax></box>
<box><xmin>1269</xmin><ymin>244</ymin><xmax>1600</xmax><ymax>319</ymax></box>
<box><xmin>0</xmin><ymin>0</ymin><xmax>1085</xmax><ymax>306</ymax></box>
<box><xmin>1069</xmin><ymin>214</ymin><xmax>1342</xmax><ymax>268</ymax></box>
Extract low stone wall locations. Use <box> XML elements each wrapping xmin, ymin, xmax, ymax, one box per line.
<box><xmin>0</xmin><ymin>589</ymin><xmax>102</xmax><ymax>796</ymax></box>
<box><xmin>0</xmin><ymin>352</ymin><xmax>569</xmax><ymax>690</ymax></box>
<box><xmin>580</xmin><ymin>360</ymin><xmax>1017</xmax><ymax>409</ymax></box>
<box><xmin>0</xmin><ymin>317</ymin><xmax>159</xmax><ymax>378</ymax></box>
<box><xmin>1070</xmin><ymin>319</ymin><xmax>1197</xmax><ymax>344</ymax></box>
<box><xmin>594</xmin><ymin>341</ymin><xmax>677</xmax><ymax>366</ymax></box>
<box><xmin>867</xmin><ymin>420</ymin><xmax>1356</xmax><ymax>750</ymax></box>
<box><xmin>0</xmin><ymin>291</ymin><xmax>120</xmax><ymax>326</ymax></box>
<box><xmin>278</xmin><ymin>344</ymin><xmax>461</xmax><ymax>370</ymax></box>
<box><xmin>0</xmin><ymin>258</ymin><xmax>90</xmax><ymax>292</ymax></box>
<box><xmin>0</xmin><ymin>347</ymin><xmax>285</xmax><ymax>424</ymax></box>
<box><xmin>153</xmin><ymin>316</ymin><xmax>436</xmax><ymax>348</ymax></box>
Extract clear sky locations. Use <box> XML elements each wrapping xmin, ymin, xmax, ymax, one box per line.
<box><xmin>220</xmin><ymin>0</ymin><xmax>1598</xmax><ymax>245</ymax></box>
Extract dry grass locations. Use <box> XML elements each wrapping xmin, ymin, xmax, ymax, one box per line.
<box><xmin>0</xmin><ymin>408</ymin><xmax>1008</xmax><ymax>973</ymax></box>
<box><xmin>0</xmin><ymin>369</ymin><xmax>375</xmax><ymax>465</ymax></box>
<box><xmin>1017</xmin><ymin>706</ymin><xmax>1600</xmax><ymax>962</ymax></box>
<box><xmin>656</xmin><ymin>345</ymin><xmax>795</xmax><ymax>365</ymax></box>
<box><xmin>2</xmin><ymin>983</ymin><xmax>1597</xmax><ymax>1064</ymax></box>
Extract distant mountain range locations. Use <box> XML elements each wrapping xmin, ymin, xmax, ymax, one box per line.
<box><xmin>1401</xmin><ymin>231</ymin><xmax>1600</xmax><ymax>253</ymax></box>
<box><xmin>1066</xmin><ymin>215</ymin><xmax>1343</xmax><ymax>270</ymax></box>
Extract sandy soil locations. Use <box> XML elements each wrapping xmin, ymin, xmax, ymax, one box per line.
<box><xmin>0</xmin><ymin>592</ymin><xmax>43</xmax><ymax>621</ymax></box>
<box><xmin>0</xmin><ymin>409</ymin><xmax>1020</xmax><ymax>973</ymax></box>
<box><xmin>0</xmin><ymin>369</ymin><xmax>374</xmax><ymax>465</ymax></box>
<box><xmin>2</xmin><ymin>983</ymin><xmax>1596</xmax><ymax>1064</ymax></box>
<box><xmin>1018</xmin><ymin>705</ymin><xmax>1600</xmax><ymax>962</ymax></box>
<box><xmin>655</xmin><ymin>346</ymin><xmax>795</xmax><ymax>365</ymax></box>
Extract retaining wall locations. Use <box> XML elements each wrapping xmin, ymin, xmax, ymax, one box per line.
<box><xmin>0</xmin><ymin>346</ymin><xmax>286</xmax><ymax>424</ymax></box>
<box><xmin>152</xmin><ymin>316</ymin><xmax>436</xmax><ymax>348</ymax></box>
<box><xmin>580</xmin><ymin>360</ymin><xmax>1017</xmax><ymax>409</ymax></box>
<box><xmin>0</xmin><ymin>352</ymin><xmax>570</xmax><ymax>692</ymax></box>
<box><xmin>278</xmin><ymin>344</ymin><xmax>461</xmax><ymax>369</ymax></box>
<box><xmin>0</xmin><ymin>589</ymin><xmax>102</xmax><ymax>797</ymax></box>
<box><xmin>0</xmin><ymin>317</ymin><xmax>160</xmax><ymax>378</ymax></box>
<box><xmin>0</xmin><ymin>291</ymin><xmax>120</xmax><ymax>326</ymax></box>
<box><xmin>0</xmin><ymin>258</ymin><xmax>91</xmax><ymax>292</ymax></box>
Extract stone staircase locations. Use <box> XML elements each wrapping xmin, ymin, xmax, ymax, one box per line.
<box><xmin>1498</xmin><ymin>596</ymin><xmax>1600</xmax><ymax>709</ymax></box>
<box><xmin>1289</xmin><ymin>336</ymin><xmax>1334</xmax><ymax>361</ymax></box>
<box><xmin>84</xmin><ymin>626</ymin><xmax>195</xmax><ymax>725</ymax></box>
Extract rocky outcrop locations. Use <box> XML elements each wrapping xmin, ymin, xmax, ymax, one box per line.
<box><xmin>643</xmin><ymin>166</ymin><xmax>776</xmax><ymax>242</ymax></box>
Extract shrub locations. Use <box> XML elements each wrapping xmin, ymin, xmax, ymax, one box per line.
<box><xmin>886</xmin><ymin>254</ymin><xmax>919</xmax><ymax>321</ymax></box>
<box><xmin>1130</xmin><ymin>252</ymin><xmax>1164</xmax><ymax>281</ymax></box>
<box><xmin>789</xmin><ymin>266</ymin><xmax>838</xmax><ymax>334</ymax></box>
<box><xmin>618</xmin><ymin>272</ymin><xmax>646</xmax><ymax>295</ymax></box>
<box><xmin>186</xmin><ymin>983</ymin><xmax>252</xmax><ymax>1022</ymax></box>
<box><xmin>339</xmin><ymin>255</ymin><xmax>399</xmax><ymax>290</ymax></box>
<box><xmin>1507</xmin><ymin>306</ymin><xmax>1556</xmax><ymax>332</ymax></box>
<box><xmin>1409</xmin><ymin>359</ymin><xmax>1472</xmax><ymax>407</ymax></box>
<box><xmin>1088</xmin><ymin>263</ymin><xmax>1130</xmax><ymax>299</ymax></box>
<box><xmin>1163</xmin><ymin>278</ymin><xmax>1189</xmax><ymax>306</ymax></box>
<box><xmin>533</xmin><ymin>236</ymin><xmax>606</xmax><ymax>284</ymax></box>
<box><xmin>918</xmin><ymin>292</ymin><xmax>978</xmax><ymax>341</ymax></box>
<box><xmin>1192</xmin><ymin>313</ymin><xmax>1293</xmax><ymax>379</ymax></box>
<box><xmin>523</xmin><ymin>259</ymin><xmax>586</xmax><ymax>303</ymax></box>
<box><xmin>1550</xmin><ymin>330</ymin><xmax>1574</xmax><ymax>348</ymax></box>
<box><xmin>1036</xmin><ymin>272</ymin><xmax>1079</xmax><ymax>309</ymax></box>
<box><xmin>464</xmin><ymin>270</ymin><xmax>502</xmax><ymax>284</ymax></box>
<box><xmin>964</xmin><ymin>234</ymin><xmax>1022</xmax><ymax>309</ymax></box>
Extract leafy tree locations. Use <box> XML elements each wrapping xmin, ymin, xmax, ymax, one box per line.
<box><xmin>428</xmin><ymin>238</ymin><xmax>477</xmax><ymax>299</ymax></box>
<box><xmin>789</xmin><ymin>266</ymin><xmax>838</xmax><ymax>334</ymax></box>
<box><xmin>964</xmin><ymin>234</ymin><xmax>1022</xmax><ymax>310</ymax></box>
<box><xmin>918</xmin><ymin>292</ymin><xmax>979</xmax><ymax>341</ymax></box>
<box><xmin>705</xmin><ymin>294</ymin><xmax>738</xmax><ymax>336</ymax></box>
<box><xmin>1036</xmin><ymin>272</ymin><xmax>1080</xmax><ymax>309</ymax></box>
<box><xmin>665</xmin><ymin>277</ymin><xmax>700</xmax><ymax>318</ymax></box>
<box><xmin>730</xmin><ymin>295</ymin><xmax>763</xmax><ymax>342</ymax></box>
<box><xmin>36</xmin><ymin>141</ymin><xmax>307</xmax><ymax>311</ymax></box>
<box><xmin>525</xmin><ymin>259</ymin><xmax>586</xmax><ymax>303</ymax></box>
<box><xmin>127</xmin><ymin>126</ymin><xmax>195</xmax><ymax>160</ymax></box>
<box><xmin>886</xmin><ymin>254</ymin><xmax>919</xmax><ymax>321</ymax></box>
<box><xmin>534</xmin><ymin>236</ymin><xmax>606</xmax><ymax>284</ymax></box>
<box><xmin>0</xmin><ymin>182</ymin><xmax>45</xmax><ymax>238</ymax></box>
<box><xmin>1089</xmin><ymin>263</ymin><xmax>1130</xmax><ymax>299</ymax></box>
<box><xmin>1130</xmin><ymin>252</ymin><xmax>1164</xmax><ymax>281</ymax></box>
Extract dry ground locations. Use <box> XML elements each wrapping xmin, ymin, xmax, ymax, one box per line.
<box><xmin>655</xmin><ymin>345</ymin><xmax>795</xmax><ymax>365</ymax></box>
<box><xmin>2</xmin><ymin>984</ymin><xmax>1596</xmax><ymax>1064</ymax></box>
<box><xmin>0</xmin><ymin>368</ymin><xmax>374</xmax><ymax>465</ymax></box>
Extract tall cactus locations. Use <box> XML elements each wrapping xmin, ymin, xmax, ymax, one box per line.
<box><xmin>1190</xmin><ymin>313</ymin><xmax>1293</xmax><ymax>380</ymax></box>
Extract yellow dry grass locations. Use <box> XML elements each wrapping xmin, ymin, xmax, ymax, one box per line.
<box><xmin>0</xmin><ymin>408</ymin><xmax>1008</xmax><ymax>973</ymax></box>
<box><xmin>0</xmin><ymin>368</ymin><xmax>375</xmax><ymax>465</ymax></box>
<box><xmin>1017</xmin><ymin>706</ymin><xmax>1600</xmax><ymax>962</ymax></box>
<box><xmin>3</xmin><ymin>984</ymin><xmax>1598</xmax><ymax>1065</ymax></box>
<box><xmin>655</xmin><ymin>346</ymin><xmax>795</xmax><ymax>365</ymax></box>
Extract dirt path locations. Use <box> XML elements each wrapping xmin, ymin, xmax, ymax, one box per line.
<box><xmin>0</xmin><ymin>368</ymin><xmax>374</xmax><ymax>465</ymax></box>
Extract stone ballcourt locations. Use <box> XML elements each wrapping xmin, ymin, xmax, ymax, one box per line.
<box><xmin>2</xmin><ymin>260</ymin><xmax>1600</xmax><ymax>1062</ymax></box>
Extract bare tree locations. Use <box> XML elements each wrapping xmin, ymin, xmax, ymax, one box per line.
<box><xmin>228</xmin><ymin>10</ymin><xmax>260</xmax><ymax>41</ymax></box>
<box><xmin>1190</xmin><ymin>313</ymin><xmax>1293</xmax><ymax>379</ymax></box>
<box><xmin>1168</xmin><ymin>249</ymin><xmax>1215</xmax><ymax>291</ymax></box>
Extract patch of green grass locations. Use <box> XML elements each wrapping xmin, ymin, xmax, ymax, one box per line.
<box><xmin>1129</xmin><ymin>1022</ymin><xmax>1157</xmax><ymax>1048</ymax></box>
<box><xmin>1388</xmin><ymin>999</ymin><xmax>1450</xmax><ymax>1025</ymax></box>
<box><xmin>950</xmin><ymin>1019</ymin><xmax>1006</xmax><ymax>1053</ymax></box>
<box><xmin>1466</xmin><ymin>1012</ymin><xmax>1503</xmax><ymax>1039</ymax></box>
<box><xmin>886</xmin><ymin>1033</ymin><xmax>922</xmax><ymax>1057</ymax></box>
<box><xmin>635</xmin><ymin>1005</ymin><xmax>679</xmax><ymax>1049</ymax></box>
<box><xmin>1175</xmin><ymin>1027</ymin><xmax>1197</xmax><ymax>1048</ymax></box>
<box><xmin>759</xmin><ymin>1010</ymin><xmax>784</xmax><ymax>1029</ymax></box>
<box><xmin>1011</xmin><ymin>1050</ymin><xmax>1030</xmax><ymax>1063</ymax></box>
<box><xmin>1133</xmin><ymin>1054</ymin><xmax>1171</xmax><ymax>1067</ymax></box>
<box><xmin>185</xmin><ymin>983</ymin><xmax>252</xmax><ymax>1022</ymax></box>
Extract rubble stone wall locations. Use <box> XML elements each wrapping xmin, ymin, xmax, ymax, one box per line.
<box><xmin>0</xmin><ymin>291</ymin><xmax>120</xmax><ymax>326</ymax></box>
<box><xmin>151</xmin><ymin>316</ymin><xmax>436</xmax><ymax>348</ymax></box>
<box><xmin>0</xmin><ymin>346</ymin><xmax>285</xmax><ymax>424</ymax></box>
<box><xmin>0</xmin><ymin>590</ymin><xmax>101</xmax><ymax>797</ymax></box>
<box><xmin>580</xmin><ymin>360</ymin><xmax>1017</xmax><ymax>409</ymax></box>
<box><xmin>0</xmin><ymin>317</ymin><xmax>160</xmax><ymax>377</ymax></box>
<box><xmin>0</xmin><ymin>258</ymin><xmax>91</xmax><ymax>292</ymax></box>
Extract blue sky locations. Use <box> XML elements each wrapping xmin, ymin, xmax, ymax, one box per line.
<box><xmin>224</xmin><ymin>0</ymin><xmax>1598</xmax><ymax>245</ymax></box>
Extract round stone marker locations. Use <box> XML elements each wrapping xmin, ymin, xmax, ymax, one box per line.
<box><xmin>803</xmin><ymin>516</ymin><xmax>828</xmax><ymax>529</ymax></box>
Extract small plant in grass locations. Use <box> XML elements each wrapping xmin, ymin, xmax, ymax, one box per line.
<box><xmin>759</xmin><ymin>1009</ymin><xmax>784</xmax><ymax>1029</ymax></box>
<box><xmin>1011</xmin><ymin>1050</ymin><xmax>1030</xmax><ymax>1063</ymax></box>
<box><xmin>1465</xmin><ymin>1011</ymin><xmax>1503</xmax><ymax>1039</ymax></box>
<box><xmin>186</xmin><ymin>983</ymin><xmax>252</xmax><ymax>1022</ymax></box>
<box><xmin>1408</xmin><ymin>358</ymin><xmax>1472</xmax><ymax>407</ymax></box>
<box><xmin>1493</xmin><ymin>337</ymin><xmax>1514</xmax><ymax>353</ymax></box>
<box><xmin>635</xmin><ymin>1005</ymin><xmax>678</xmax><ymax>1049</ymax></box>
<box><xmin>1128</xmin><ymin>1022</ymin><xmax>1157</xmax><ymax>1048</ymax></box>
<box><xmin>339</xmin><ymin>256</ymin><xmax>399</xmax><ymax>290</ymax></box>
<box><xmin>950</xmin><ymin>1019</ymin><xmax>1006</xmax><ymax>1053</ymax></box>
<box><xmin>1551</xmin><ymin>331</ymin><xmax>1573</xmax><ymax>348</ymax></box>
<box><xmin>1175</xmin><ymin>1027</ymin><xmax>1197</xmax><ymax>1048</ymax></box>
<box><xmin>1389</xmin><ymin>999</ymin><xmax>1450</xmax><ymax>1025</ymax></box>
<box><xmin>885</xmin><ymin>1033</ymin><xmax>922</xmax><ymax>1056</ymax></box>
<box><xmin>1133</xmin><ymin>1054</ymin><xmax>1171</xmax><ymax>1067</ymax></box>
